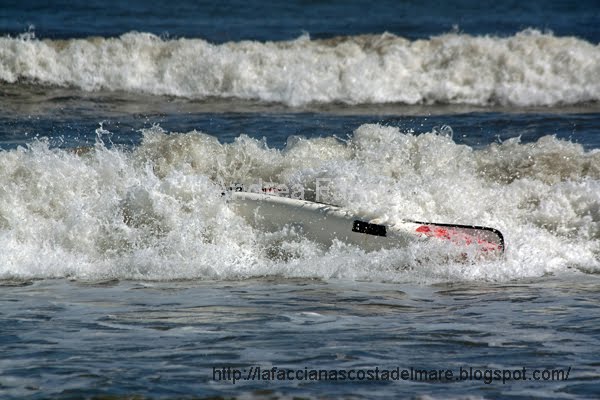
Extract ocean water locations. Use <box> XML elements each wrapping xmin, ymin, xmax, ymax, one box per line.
<box><xmin>1</xmin><ymin>1</ymin><xmax>600</xmax><ymax>398</ymax></box>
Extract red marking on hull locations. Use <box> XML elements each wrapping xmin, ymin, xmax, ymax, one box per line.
<box><xmin>416</xmin><ymin>225</ymin><xmax>501</xmax><ymax>252</ymax></box>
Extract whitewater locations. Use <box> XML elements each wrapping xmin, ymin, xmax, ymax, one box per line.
<box><xmin>1</xmin><ymin>124</ymin><xmax>598</xmax><ymax>283</ymax></box>
<box><xmin>1</xmin><ymin>29</ymin><xmax>599</xmax><ymax>107</ymax></box>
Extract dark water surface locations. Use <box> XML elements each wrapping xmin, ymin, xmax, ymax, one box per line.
<box><xmin>2</xmin><ymin>277</ymin><xmax>599</xmax><ymax>399</ymax></box>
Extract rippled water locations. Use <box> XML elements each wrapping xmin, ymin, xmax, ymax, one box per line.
<box><xmin>2</xmin><ymin>276</ymin><xmax>599</xmax><ymax>399</ymax></box>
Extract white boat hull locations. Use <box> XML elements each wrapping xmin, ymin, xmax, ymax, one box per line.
<box><xmin>228</xmin><ymin>191</ymin><xmax>504</xmax><ymax>254</ymax></box>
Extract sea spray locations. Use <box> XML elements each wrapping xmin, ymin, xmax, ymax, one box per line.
<box><xmin>0</xmin><ymin>124</ymin><xmax>598</xmax><ymax>281</ymax></box>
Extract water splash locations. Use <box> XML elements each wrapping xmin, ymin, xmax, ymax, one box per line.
<box><xmin>0</xmin><ymin>124</ymin><xmax>598</xmax><ymax>282</ymax></box>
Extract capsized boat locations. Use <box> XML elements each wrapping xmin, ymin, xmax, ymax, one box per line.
<box><xmin>226</xmin><ymin>189</ymin><xmax>504</xmax><ymax>256</ymax></box>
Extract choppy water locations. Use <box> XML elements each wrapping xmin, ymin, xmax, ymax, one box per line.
<box><xmin>2</xmin><ymin>277</ymin><xmax>600</xmax><ymax>399</ymax></box>
<box><xmin>1</xmin><ymin>0</ymin><xmax>600</xmax><ymax>398</ymax></box>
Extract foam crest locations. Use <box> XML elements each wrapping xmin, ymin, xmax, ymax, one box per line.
<box><xmin>0</xmin><ymin>124</ymin><xmax>598</xmax><ymax>282</ymax></box>
<box><xmin>1</xmin><ymin>30</ymin><xmax>598</xmax><ymax>106</ymax></box>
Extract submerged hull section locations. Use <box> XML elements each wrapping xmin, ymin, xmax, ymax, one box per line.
<box><xmin>228</xmin><ymin>192</ymin><xmax>504</xmax><ymax>255</ymax></box>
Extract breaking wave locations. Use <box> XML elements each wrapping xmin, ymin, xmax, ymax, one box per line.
<box><xmin>1</xmin><ymin>30</ymin><xmax>598</xmax><ymax>106</ymax></box>
<box><xmin>0</xmin><ymin>124</ymin><xmax>599</xmax><ymax>283</ymax></box>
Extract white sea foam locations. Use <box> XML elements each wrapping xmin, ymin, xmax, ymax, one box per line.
<box><xmin>0</xmin><ymin>30</ymin><xmax>598</xmax><ymax>106</ymax></box>
<box><xmin>0</xmin><ymin>124</ymin><xmax>598</xmax><ymax>282</ymax></box>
